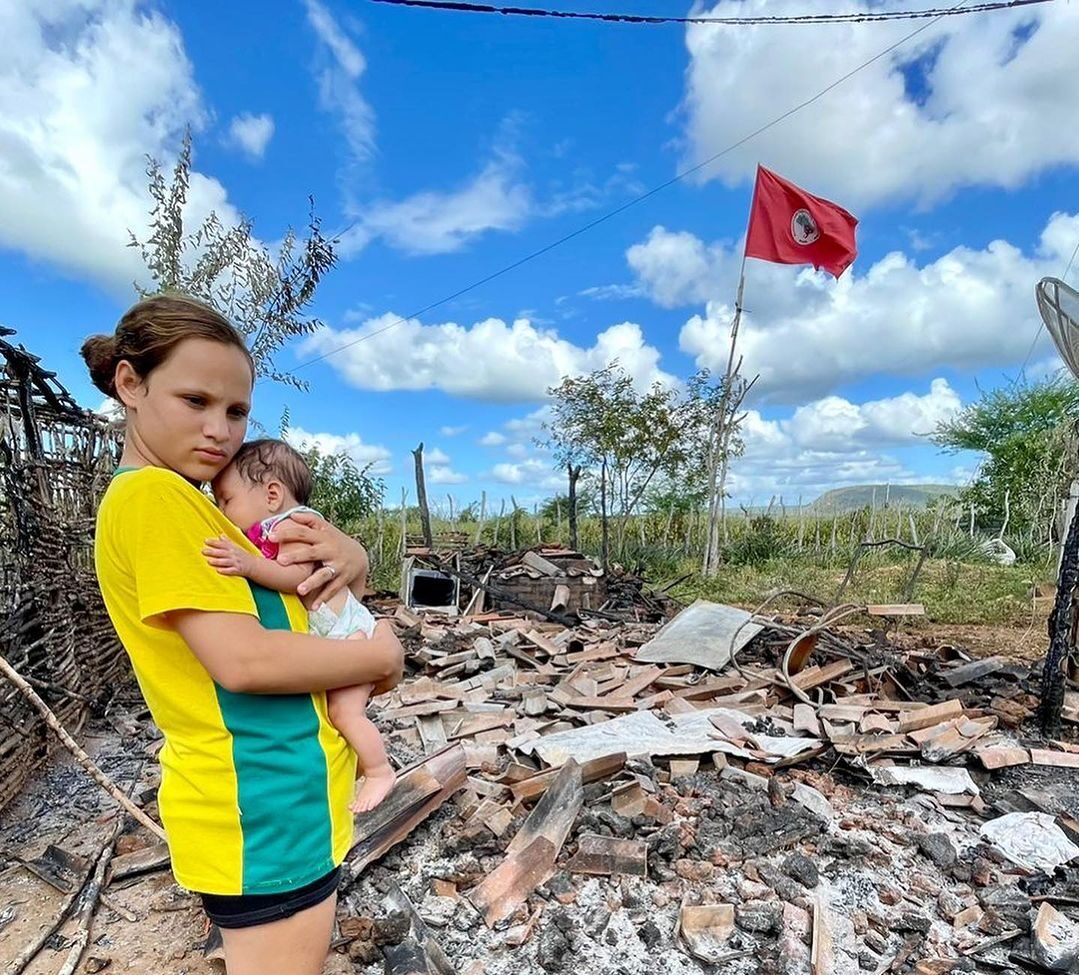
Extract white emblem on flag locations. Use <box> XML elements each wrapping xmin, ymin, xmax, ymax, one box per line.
<box><xmin>791</xmin><ymin>209</ymin><xmax>820</xmax><ymax>246</ymax></box>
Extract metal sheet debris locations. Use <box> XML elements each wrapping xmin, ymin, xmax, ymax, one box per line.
<box><xmin>518</xmin><ymin>707</ymin><xmax>818</xmax><ymax>767</ymax></box>
<box><xmin>635</xmin><ymin>599</ymin><xmax>763</xmax><ymax>671</ymax></box>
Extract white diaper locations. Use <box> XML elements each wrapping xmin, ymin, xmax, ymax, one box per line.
<box><xmin>308</xmin><ymin>591</ymin><xmax>376</xmax><ymax>640</ymax></box>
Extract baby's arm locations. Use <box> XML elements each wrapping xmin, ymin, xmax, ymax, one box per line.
<box><xmin>203</xmin><ymin>535</ymin><xmax>316</xmax><ymax>595</ymax></box>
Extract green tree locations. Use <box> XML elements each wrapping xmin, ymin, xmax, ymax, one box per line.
<box><xmin>930</xmin><ymin>377</ymin><xmax>1079</xmax><ymax>542</ymax></box>
<box><xmin>303</xmin><ymin>447</ymin><xmax>385</xmax><ymax>533</ymax></box>
<box><xmin>129</xmin><ymin>132</ymin><xmax>337</xmax><ymax>387</ymax></box>
<box><xmin>543</xmin><ymin>363</ymin><xmax>722</xmax><ymax>563</ymax></box>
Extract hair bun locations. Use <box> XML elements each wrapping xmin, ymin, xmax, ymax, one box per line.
<box><xmin>80</xmin><ymin>334</ymin><xmax>120</xmax><ymax>399</ymax></box>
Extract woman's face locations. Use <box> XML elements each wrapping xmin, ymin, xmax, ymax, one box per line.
<box><xmin>117</xmin><ymin>337</ymin><xmax>252</xmax><ymax>482</ymax></box>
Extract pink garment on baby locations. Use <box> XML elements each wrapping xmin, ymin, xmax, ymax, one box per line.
<box><xmin>245</xmin><ymin>522</ymin><xmax>279</xmax><ymax>560</ymax></box>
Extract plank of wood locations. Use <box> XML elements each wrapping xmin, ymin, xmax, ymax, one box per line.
<box><xmin>1031</xmin><ymin>748</ymin><xmax>1079</xmax><ymax>769</ymax></box>
<box><xmin>668</xmin><ymin>677</ymin><xmax>745</xmax><ymax>700</ymax></box>
<box><xmin>566</xmin><ymin>833</ymin><xmax>648</xmax><ymax>877</ymax></box>
<box><xmin>790</xmin><ymin>660</ymin><xmax>854</xmax><ymax>692</ymax></box>
<box><xmin>107</xmin><ymin>843</ymin><xmax>171</xmax><ymax>883</ymax></box>
<box><xmin>565</xmin><ymin>644</ymin><xmax>619</xmax><ymax>664</ymax></box>
<box><xmin>898</xmin><ymin>699</ymin><xmax>964</xmax><ymax>733</ymax></box>
<box><xmin>522</xmin><ymin>629</ymin><xmax>561</xmax><ymax>657</ymax></box>
<box><xmin>943</xmin><ymin>656</ymin><xmax>1005</xmax><ymax>688</ymax></box>
<box><xmin>346</xmin><ymin>747</ymin><xmax>466</xmax><ymax>880</ymax></box>
<box><xmin>907</xmin><ymin>718</ymin><xmax>962</xmax><ymax>746</ymax></box>
<box><xmin>509</xmin><ymin>753</ymin><xmax>626</xmax><ymax>802</ymax></box>
<box><xmin>522</xmin><ymin>551</ymin><xmax>564</xmax><ymax>577</ymax></box>
<box><xmin>559</xmin><ymin>695</ymin><xmax>638</xmax><ymax>713</ymax></box>
<box><xmin>811</xmin><ymin>895</ymin><xmax>834</xmax><ymax>975</ymax></box>
<box><xmin>600</xmin><ymin>665</ymin><xmax>663</xmax><ymax>701</ymax></box>
<box><xmin>866</xmin><ymin>604</ymin><xmax>925</xmax><ymax>616</ymax></box>
<box><xmin>383</xmin><ymin>700</ymin><xmax>458</xmax><ymax>722</ymax></box>
<box><xmin>468</xmin><ymin>836</ymin><xmax>558</xmax><ymax>928</ymax></box>
<box><xmin>832</xmin><ymin>734</ymin><xmax>915</xmax><ymax>756</ymax></box>
<box><xmin>469</xmin><ymin>759</ymin><xmax>584</xmax><ymax>926</ymax></box>
<box><xmin>974</xmin><ymin>746</ymin><xmax>1031</xmax><ymax>770</ymax></box>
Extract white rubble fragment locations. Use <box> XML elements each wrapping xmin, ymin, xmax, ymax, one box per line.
<box><xmin>980</xmin><ymin>813</ymin><xmax>1079</xmax><ymax>874</ymax></box>
<box><xmin>869</xmin><ymin>765</ymin><xmax>979</xmax><ymax>796</ymax></box>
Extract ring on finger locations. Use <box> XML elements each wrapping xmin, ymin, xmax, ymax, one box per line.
<box><xmin>325</xmin><ymin>564</ymin><xmax>337</xmax><ymax>579</ymax></box>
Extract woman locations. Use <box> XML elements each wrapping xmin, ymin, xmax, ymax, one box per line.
<box><xmin>83</xmin><ymin>294</ymin><xmax>403</xmax><ymax>975</ymax></box>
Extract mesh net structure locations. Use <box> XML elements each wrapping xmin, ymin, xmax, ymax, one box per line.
<box><xmin>0</xmin><ymin>327</ymin><xmax>124</xmax><ymax>810</ymax></box>
<box><xmin>1037</xmin><ymin>277</ymin><xmax>1079</xmax><ymax>379</ymax></box>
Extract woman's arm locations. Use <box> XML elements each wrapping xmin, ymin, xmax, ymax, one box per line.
<box><xmin>269</xmin><ymin>511</ymin><xmax>369</xmax><ymax>608</ymax></box>
<box><xmin>170</xmin><ymin>613</ymin><xmax>403</xmax><ymax>695</ymax></box>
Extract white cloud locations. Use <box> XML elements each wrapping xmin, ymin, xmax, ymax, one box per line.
<box><xmin>489</xmin><ymin>457</ymin><xmax>564</xmax><ymax>491</ymax></box>
<box><xmin>505</xmin><ymin>442</ymin><xmax>529</xmax><ymax>459</ymax></box>
<box><xmin>724</xmin><ymin>381</ymin><xmax>963</xmax><ymax>501</ymax></box>
<box><xmin>680</xmin><ymin>1</ymin><xmax>1079</xmax><ymax>208</ymax></box>
<box><xmin>425</xmin><ymin>447</ymin><xmax>451</xmax><ymax>465</ymax></box>
<box><xmin>301</xmin><ymin>315</ymin><xmax>675</xmax><ymax>403</ymax></box>
<box><xmin>304</xmin><ymin>0</ymin><xmax>374</xmax><ymax>167</ymax></box>
<box><xmin>627</xmin><ymin>227</ymin><xmax>738</xmax><ymax>308</ymax></box>
<box><xmin>226</xmin><ymin>112</ymin><xmax>274</xmax><ymax>160</ymax></box>
<box><xmin>0</xmin><ymin>1</ymin><xmax>241</xmax><ymax>293</ymax></box>
<box><xmin>577</xmin><ymin>283</ymin><xmax>646</xmax><ymax>302</ymax></box>
<box><xmin>429</xmin><ymin>465</ymin><xmax>468</xmax><ymax>485</ymax></box>
<box><xmin>340</xmin><ymin>150</ymin><xmax>531</xmax><ymax>256</ymax></box>
<box><xmin>284</xmin><ymin>425</ymin><xmax>392</xmax><ymax>475</ymax></box>
<box><xmin>479</xmin><ymin>432</ymin><xmax>507</xmax><ymax>447</ymax></box>
<box><xmin>783</xmin><ymin>379</ymin><xmax>961</xmax><ymax>451</ymax></box>
<box><xmin>620</xmin><ymin>212</ymin><xmax>1079</xmax><ymax>402</ymax></box>
<box><xmin>440</xmin><ymin>425</ymin><xmax>467</xmax><ymax>437</ymax></box>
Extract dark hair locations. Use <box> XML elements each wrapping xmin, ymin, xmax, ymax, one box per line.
<box><xmin>228</xmin><ymin>439</ymin><xmax>313</xmax><ymax>506</ymax></box>
<box><xmin>81</xmin><ymin>294</ymin><xmax>254</xmax><ymax>399</ymax></box>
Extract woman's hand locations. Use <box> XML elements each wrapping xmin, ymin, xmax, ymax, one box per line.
<box><xmin>269</xmin><ymin>510</ymin><xmax>369</xmax><ymax>609</ymax></box>
<box><xmin>203</xmin><ymin>535</ymin><xmax>256</xmax><ymax>578</ymax></box>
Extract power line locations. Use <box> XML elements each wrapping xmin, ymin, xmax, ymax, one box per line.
<box><xmin>291</xmin><ymin>0</ymin><xmax>975</xmax><ymax>376</ymax></box>
<box><xmin>368</xmin><ymin>0</ymin><xmax>1051</xmax><ymax>26</ymax></box>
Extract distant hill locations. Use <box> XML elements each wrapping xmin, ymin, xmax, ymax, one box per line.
<box><xmin>807</xmin><ymin>484</ymin><xmax>959</xmax><ymax>513</ymax></box>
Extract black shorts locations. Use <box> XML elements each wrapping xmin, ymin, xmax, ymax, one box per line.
<box><xmin>200</xmin><ymin>867</ymin><xmax>341</xmax><ymax>930</ymax></box>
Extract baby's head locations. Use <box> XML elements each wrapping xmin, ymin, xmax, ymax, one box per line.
<box><xmin>212</xmin><ymin>438</ymin><xmax>313</xmax><ymax>532</ymax></box>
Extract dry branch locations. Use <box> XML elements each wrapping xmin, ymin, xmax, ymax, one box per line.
<box><xmin>0</xmin><ymin>653</ymin><xmax>166</xmax><ymax>840</ymax></box>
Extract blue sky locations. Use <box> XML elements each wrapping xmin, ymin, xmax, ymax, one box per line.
<box><xmin>3</xmin><ymin>0</ymin><xmax>1079</xmax><ymax>511</ymax></box>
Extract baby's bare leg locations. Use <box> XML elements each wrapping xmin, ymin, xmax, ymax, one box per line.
<box><xmin>326</xmin><ymin>682</ymin><xmax>395</xmax><ymax>813</ymax></box>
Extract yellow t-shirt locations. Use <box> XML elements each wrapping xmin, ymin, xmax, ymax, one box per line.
<box><xmin>94</xmin><ymin>466</ymin><xmax>354</xmax><ymax>895</ymax></box>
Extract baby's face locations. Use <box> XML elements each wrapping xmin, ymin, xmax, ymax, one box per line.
<box><xmin>212</xmin><ymin>464</ymin><xmax>272</xmax><ymax>532</ymax></box>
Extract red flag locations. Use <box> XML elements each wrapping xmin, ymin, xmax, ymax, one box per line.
<box><xmin>744</xmin><ymin>165</ymin><xmax>858</xmax><ymax>279</ymax></box>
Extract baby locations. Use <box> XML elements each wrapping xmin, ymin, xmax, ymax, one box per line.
<box><xmin>206</xmin><ymin>438</ymin><xmax>395</xmax><ymax>813</ymax></box>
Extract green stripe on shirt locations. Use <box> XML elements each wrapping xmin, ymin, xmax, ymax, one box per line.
<box><xmin>214</xmin><ymin>582</ymin><xmax>335</xmax><ymax>893</ymax></box>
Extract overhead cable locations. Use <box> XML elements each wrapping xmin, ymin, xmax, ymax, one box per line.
<box><xmin>289</xmin><ymin>0</ymin><xmax>976</xmax><ymax>376</ymax></box>
<box><xmin>367</xmin><ymin>0</ymin><xmax>1052</xmax><ymax>27</ymax></box>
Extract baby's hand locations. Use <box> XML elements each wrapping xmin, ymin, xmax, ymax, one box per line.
<box><xmin>203</xmin><ymin>535</ymin><xmax>255</xmax><ymax>577</ymax></box>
